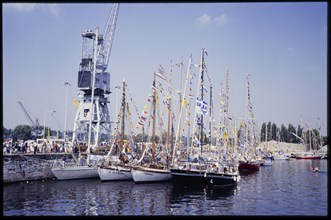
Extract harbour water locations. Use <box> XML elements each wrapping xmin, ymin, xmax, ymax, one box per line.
<box><xmin>3</xmin><ymin>159</ymin><xmax>328</xmax><ymax>216</ymax></box>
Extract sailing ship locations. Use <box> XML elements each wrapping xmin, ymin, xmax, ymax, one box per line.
<box><xmin>238</xmin><ymin>75</ymin><xmax>260</xmax><ymax>173</ymax></box>
<box><xmin>204</xmin><ymin>69</ymin><xmax>240</xmax><ymax>188</ymax></box>
<box><xmin>98</xmin><ymin>79</ymin><xmax>138</xmax><ymax>181</ymax></box>
<box><xmin>131</xmin><ymin>66</ymin><xmax>172</xmax><ymax>183</ymax></box>
<box><xmin>51</xmin><ymin>156</ymin><xmax>100</xmax><ymax>180</ymax></box>
<box><xmin>296</xmin><ymin>122</ymin><xmax>322</xmax><ymax>160</ymax></box>
<box><xmin>170</xmin><ymin>49</ymin><xmax>240</xmax><ymax>187</ymax></box>
<box><xmin>170</xmin><ymin>49</ymin><xmax>210</xmax><ymax>186</ymax></box>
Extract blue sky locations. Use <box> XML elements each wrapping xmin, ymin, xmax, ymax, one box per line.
<box><xmin>3</xmin><ymin>2</ymin><xmax>327</xmax><ymax>136</ymax></box>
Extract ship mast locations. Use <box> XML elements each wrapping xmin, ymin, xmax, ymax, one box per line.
<box><xmin>152</xmin><ymin>73</ymin><xmax>157</xmax><ymax>163</ymax></box>
<box><xmin>120</xmin><ymin>78</ymin><xmax>126</xmax><ymax>153</ymax></box>
<box><xmin>166</xmin><ymin>61</ymin><xmax>173</xmax><ymax>158</ymax></box>
<box><xmin>200</xmin><ymin>48</ymin><xmax>205</xmax><ymax>155</ymax></box>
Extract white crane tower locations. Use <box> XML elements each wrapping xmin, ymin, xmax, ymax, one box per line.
<box><xmin>72</xmin><ymin>3</ymin><xmax>119</xmax><ymax>150</ymax></box>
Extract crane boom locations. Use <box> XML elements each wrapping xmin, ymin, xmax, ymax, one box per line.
<box><xmin>96</xmin><ymin>3</ymin><xmax>119</xmax><ymax>71</ymax></box>
<box><xmin>18</xmin><ymin>101</ymin><xmax>36</xmax><ymax>127</ymax></box>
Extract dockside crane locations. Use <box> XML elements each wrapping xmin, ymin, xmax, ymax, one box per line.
<box><xmin>72</xmin><ymin>3</ymin><xmax>119</xmax><ymax>148</ymax></box>
<box><xmin>18</xmin><ymin>101</ymin><xmax>42</xmax><ymax>137</ymax></box>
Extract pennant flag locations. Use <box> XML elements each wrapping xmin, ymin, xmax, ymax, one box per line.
<box><xmin>224</xmin><ymin>131</ymin><xmax>229</xmax><ymax>141</ymax></box>
<box><xmin>188</xmin><ymin>94</ymin><xmax>195</xmax><ymax>99</ymax></box>
<box><xmin>202</xmin><ymin>86</ymin><xmax>208</xmax><ymax>94</ymax></box>
<box><xmin>155</xmin><ymin>64</ymin><xmax>167</xmax><ymax>80</ymax></box>
<box><xmin>144</xmin><ymin>104</ymin><xmax>150</xmax><ymax>110</ymax></box>
<box><xmin>183</xmin><ymin>98</ymin><xmax>188</xmax><ymax>108</ymax></box>
<box><xmin>73</xmin><ymin>98</ymin><xmax>80</xmax><ymax>109</ymax></box>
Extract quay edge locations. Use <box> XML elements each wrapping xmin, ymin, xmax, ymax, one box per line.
<box><xmin>3</xmin><ymin>153</ymin><xmax>75</xmax><ymax>183</ymax></box>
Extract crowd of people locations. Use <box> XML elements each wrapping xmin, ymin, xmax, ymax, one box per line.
<box><xmin>3</xmin><ymin>139</ymin><xmax>69</xmax><ymax>154</ymax></box>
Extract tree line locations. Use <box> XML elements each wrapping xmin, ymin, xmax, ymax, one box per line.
<box><xmin>260</xmin><ymin>122</ymin><xmax>327</xmax><ymax>147</ymax></box>
<box><xmin>3</xmin><ymin>122</ymin><xmax>328</xmax><ymax>148</ymax></box>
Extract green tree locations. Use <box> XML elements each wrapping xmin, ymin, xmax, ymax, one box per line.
<box><xmin>287</xmin><ymin>123</ymin><xmax>296</xmax><ymax>143</ymax></box>
<box><xmin>260</xmin><ymin>122</ymin><xmax>266</xmax><ymax>142</ymax></box>
<box><xmin>3</xmin><ymin>127</ymin><xmax>13</xmax><ymax>138</ymax></box>
<box><xmin>267</xmin><ymin>122</ymin><xmax>272</xmax><ymax>141</ymax></box>
<box><xmin>271</xmin><ymin>123</ymin><xmax>277</xmax><ymax>140</ymax></box>
<box><xmin>280</xmin><ymin>124</ymin><xmax>287</xmax><ymax>142</ymax></box>
<box><xmin>13</xmin><ymin>125</ymin><xmax>32</xmax><ymax>140</ymax></box>
<box><xmin>296</xmin><ymin>125</ymin><xmax>303</xmax><ymax>143</ymax></box>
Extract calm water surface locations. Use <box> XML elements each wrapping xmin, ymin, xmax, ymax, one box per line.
<box><xmin>3</xmin><ymin>159</ymin><xmax>328</xmax><ymax>216</ymax></box>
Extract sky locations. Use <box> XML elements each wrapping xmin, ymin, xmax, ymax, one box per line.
<box><xmin>2</xmin><ymin>2</ymin><xmax>328</xmax><ymax>137</ymax></box>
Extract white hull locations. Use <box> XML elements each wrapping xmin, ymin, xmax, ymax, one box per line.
<box><xmin>98</xmin><ymin>165</ymin><xmax>132</xmax><ymax>181</ymax></box>
<box><xmin>51</xmin><ymin>165</ymin><xmax>99</xmax><ymax>180</ymax></box>
<box><xmin>261</xmin><ymin>160</ymin><xmax>273</xmax><ymax>166</ymax></box>
<box><xmin>131</xmin><ymin>166</ymin><xmax>172</xmax><ymax>183</ymax></box>
<box><xmin>273</xmin><ymin>155</ymin><xmax>290</xmax><ymax>160</ymax></box>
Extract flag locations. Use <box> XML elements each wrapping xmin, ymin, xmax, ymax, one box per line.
<box><xmin>155</xmin><ymin>64</ymin><xmax>167</xmax><ymax>80</ymax></box>
<box><xmin>183</xmin><ymin>98</ymin><xmax>188</xmax><ymax>108</ymax></box>
<box><xmin>73</xmin><ymin>98</ymin><xmax>80</xmax><ymax>109</ymax></box>
<box><xmin>202</xmin><ymin>86</ymin><xmax>208</xmax><ymax>94</ymax></box>
<box><xmin>224</xmin><ymin>131</ymin><xmax>229</xmax><ymax>141</ymax></box>
<box><xmin>196</xmin><ymin>97</ymin><xmax>208</xmax><ymax>116</ymax></box>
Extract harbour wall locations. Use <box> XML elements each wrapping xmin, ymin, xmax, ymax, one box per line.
<box><xmin>3</xmin><ymin>153</ymin><xmax>72</xmax><ymax>183</ymax></box>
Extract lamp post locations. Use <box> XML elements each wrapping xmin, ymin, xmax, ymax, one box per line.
<box><xmin>64</xmin><ymin>81</ymin><xmax>71</xmax><ymax>141</ymax></box>
<box><xmin>50</xmin><ymin>110</ymin><xmax>58</xmax><ymax>139</ymax></box>
<box><xmin>43</xmin><ymin>110</ymin><xmax>56</xmax><ymax>140</ymax></box>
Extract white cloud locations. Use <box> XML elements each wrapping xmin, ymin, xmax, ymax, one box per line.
<box><xmin>44</xmin><ymin>4</ymin><xmax>60</xmax><ymax>16</ymax></box>
<box><xmin>196</xmin><ymin>14</ymin><xmax>212</xmax><ymax>26</ymax></box>
<box><xmin>195</xmin><ymin>13</ymin><xmax>228</xmax><ymax>27</ymax></box>
<box><xmin>4</xmin><ymin>3</ymin><xmax>59</xmax><ymax>16</ymax></box>
<box><xmin>213</xmin><ymin>14</ymin><xmax>227</xmax><ymax>26</ymax></box>
<box><xmin>4</xmin><ymin>3</ymin><xmax>37</xmax><ymax>12</ymax></box>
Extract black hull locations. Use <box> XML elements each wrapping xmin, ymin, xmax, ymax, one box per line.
<box><xmin>170</xmin><ymin>169</ymin><xmax>206</xmax><ymax>186</ymax></box>
<box><xmin>170</xmin><ymin>168</ymin><xmax>239</xmax><ymax>187</ymax></box>
<box><xmin>205</xmin><ymin>173</ymin><xmax>239</xmax><ymax>188</ymax></box>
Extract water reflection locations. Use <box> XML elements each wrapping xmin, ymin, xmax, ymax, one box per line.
<box><xmin>3</xmin><ymin>160</ymin><xmax>328</xmax><ymax>216</ymax></box>
<box><xmin>169</xmin><ymin>183</ymin><xmax>238</xmax><ymax>215</ymax></box>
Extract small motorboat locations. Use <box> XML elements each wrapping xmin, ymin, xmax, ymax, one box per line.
<box><xmin>311</xmin><ymin>166</ymin><xmax>319</xmax><ymax>172</ymax></box>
